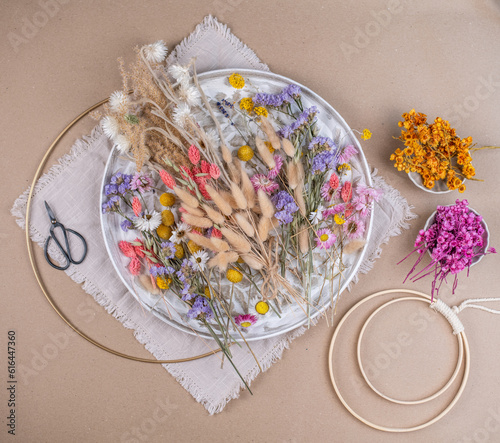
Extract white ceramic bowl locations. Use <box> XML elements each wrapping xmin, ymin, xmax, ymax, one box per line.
<box><xmin>408</xmin><ymin>171</ymin><xmax>464</xmax><ymax>194</ymax></box>
<box><xmin>423</xmin><ymin>206</ymin><xmax>489</xmax><ymax>267</ymax></box>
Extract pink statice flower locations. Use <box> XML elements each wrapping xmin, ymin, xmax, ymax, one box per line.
<box><xmin>267</xmin><ymin>155</ymin><xmax>284</xmax><ymax>179</ymax></box>
<box><xmin>315</xmin><ymin>228</ymin><xmax>337</xmax><ymax>249</ymax></box>
<box><xmin>235</xmin><ymin>314</ymin><xmax>258</xmax><ymax>328</ymax></box>
<box><xmin>251</xmin><ymin>174</ymin><xmax>279</xmax><ymax>194</ymax></box>
<box><xmin>337</xmin><ymin>144</ymin><xmax>358</xmax><ymax>164</ymax></box>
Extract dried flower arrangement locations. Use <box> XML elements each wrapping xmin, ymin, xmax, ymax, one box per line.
<box><xmin>100</xmin><ymin>40</ymin><xmax>382</xmax><ymax>384</ymax></box>
<box><xmin>400</xmin><ymin>199</ymin><xmax>496</xmax><ymax>299</ymax></box>
<box><xmin>390</xmin><ymin>109</ymin><xmax>498</xmax><ymax>193</ymax></box>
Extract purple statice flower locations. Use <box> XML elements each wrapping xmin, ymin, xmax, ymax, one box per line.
<box><xmin>253</xmin><ymin>84</ymin><xmax>301</xmax><ymax>107</ymax></box>
<box><xmin>308</xmin><ymin>136</ymin><xmax>336</xmax><ymax>152</ymax></box>
<box><xmin>187</xmin><ymin>296</ymin><xmax>214</xmax><ymax>320</ymax></box>
<box><xmin>278</xmin><ymin>106</ymin><xmax>319</xmax><ymax>138</ymax></box>
<box><xmin>176</xmin><ymin>259</ymin><xmax>196</xmax><ymax>282</ymax></box>
<box><xmin>130</xmin><ymin>173</ymin><xmax>153</xmax><ymax>193</ymax></box>
<box><xmin>120</xmin><ymin>219</ymin><xmax>132</xmax><ymax>232</ymax></box>
<box><xmin>337</xmin><ymin>145</ymin><xmax>358</xmax><ymax>164</ymax></box>
<box><xmin>282</xmin><ymin>84</ymin><xmax>301</xmax><ymax>99</ymax></box>
<box><xmin>251</xmin><ymin>174</ymin><xmax>279</xmax><ymax>194</ymax></box>
<box><xmin>181</xmin><ymin>283</ymin><xmax>197</xmax><ymax>301</ymax></box>
<box><xmin>271</xmin><ymin>191</ymin><xmax>299</xmax><ymax>225</ymax></box>
<box><xmin>101</xmin><ymin>199</ymin><xmax>119</xmax><ymax>214</ymax></box>
<box><xmin>160</xmin><ymin>241</ymin><xmax>177</xmax><ymax>259</ymax></box>
<box><xmin>267</xmin><ymin>155</ymin><xmax>284</xmax><ymax>180</ymax></box>
<box><xmin>311</xmin><ymin>150</ymin><xmax>337</xmax><ymax>174</ymax></box>
<box><xmin>108</xmin><ymin>172</ymin><xmax>133</xmax><ymax>194</ymax></box>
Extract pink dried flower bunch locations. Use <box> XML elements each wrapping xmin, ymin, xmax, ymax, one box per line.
<box><xmin>400</xmin><ymin>199</ymin><xmax>496</xmax><ymax>299</ymax></box>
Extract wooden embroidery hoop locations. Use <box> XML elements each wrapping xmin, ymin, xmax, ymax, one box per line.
<box><xmin>328</xmin><ymin>289</ymin><xmax>470</xmax><ymax>433</ymax></box>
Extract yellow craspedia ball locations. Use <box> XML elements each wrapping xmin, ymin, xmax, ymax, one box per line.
<box><xmin>255</xmin><ymin>301</ymin><xmax>269</xmax><ymax>315</ymax></box>
<box><xmin>204</xmin><ymin>286</ymin><xmax>211</xmax><ymax>299</ymax></box>
<box><xmin>238</xmin><ymin>145</ymin><xmax>254</xmax><ymax>162</ymax></box>
<box><xmin>174</xmin><ymin>244</ymin><xmax>184</xmax><ymax>259</ymax></box>
<box><xmin>156</xmin><ymin>224</ymin><xmax>172</xmax><ymax>240</ymax></box>
<box><xmin>237</xmin><ymin>256</ymin><xmax>245</xmax><ymax>264</ymax></box>
<box><xmin>156</xmin><ymin>276</ymin><xmax>171</xmax><ymax>290</ymax></box>
<box><xmin>187</xmin><ymin>240</ymin><xmax>202</xmax><ymax>254</ymax></box>
<box><xmin>226</xmin><ymin>269</ymin><xmax>243</xmax><ymax>284</ymax></box>
<box><xmin>159</xmin><ymin>193</ymin><xmax>175</xmax><ymax>207</ymax></box>
<box><xmin>161</xmin><ymin>209</ymin><xmax>175</xmax><ymax>226</ymax></box>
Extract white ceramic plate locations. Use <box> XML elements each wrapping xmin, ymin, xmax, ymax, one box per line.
<box><xmin>100</xmin><ymin>69</ymin><xmax>374</xmax><ymax>341</ymax></box>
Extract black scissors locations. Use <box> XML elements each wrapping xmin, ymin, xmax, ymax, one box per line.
<box><xmin>44</xmin><ymin>201</ymin><xmax>87</xmax><ymax>271</ymax></box>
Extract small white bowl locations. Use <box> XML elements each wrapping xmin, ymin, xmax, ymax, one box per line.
<box><xmin>423</xmin><ymin>206</ymin><xmax>490</xmax><ymax>267</ymax></box>
<box><xmin>408</xmin><ymin>171</ymin><xmax>464</xmax><ymax>194</ymax></box>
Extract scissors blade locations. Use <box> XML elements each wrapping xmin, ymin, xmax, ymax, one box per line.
<box><xmin>44</xmin><ymin>201</ymin><xmax>57</xmax><ymax>223</ymax></box>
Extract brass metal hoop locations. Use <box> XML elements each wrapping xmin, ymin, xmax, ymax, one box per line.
<box><xmin>25</xmin><ymin>97</ymin><xmax>221</xmax><ymax>364</ymax></box>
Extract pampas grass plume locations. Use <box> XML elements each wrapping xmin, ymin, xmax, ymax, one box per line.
<box><xmin>202</xmin><ymin>204</ymin><xmax>225</xmax><ymax>225</ymax></box>
<box><xmin>230</xmin><ymin>181</ymin><xmax>248</xmax><ymax>210</ymax></box>
<box><xmin>255</xmin><ymin>136</ymin><xmax>276</xmax><ymax>169</ymax></box>
<box><xmin>174</xmin><ymin>186</ymin><xmax>199</xmax><ymax>208</ymax></box>
<box><xmin>282</xmin><ymin>138</ymin><xmax>295</xmax><ymax>157</ymax></box>
<box><xmin>205</xmin><ymin>184</ymin><xmax>233</xmax><ymax>216</ymax></box>
<box><xmin>220</xmin><ymin>227</ymin><xmax>252</xmax><ymax>253</ymax></box>
<box><xmin>234</xmin><ymin>213</ymin><xmax>255</xmax><ymax>237</ymax></box>
<box><xmin>258</xmin><ymin>189</ymin><xmax>275</xmax><ymax>219</ymax></box>
<box><xmin>181</xmin><ymin>213</ymin><xmax>213</xmax><ymax>229</ymax></box>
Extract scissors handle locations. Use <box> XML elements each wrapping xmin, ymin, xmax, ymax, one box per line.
<box><xmin>44</xmin><ymin>222</ymin><xmax>88</xmax><ymax>271</ymax></box>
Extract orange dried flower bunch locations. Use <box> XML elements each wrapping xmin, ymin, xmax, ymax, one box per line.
<box><xmin>390</xmin><ymin>109</ymin><xmax>475</xmax><ymax>193</ymax></box>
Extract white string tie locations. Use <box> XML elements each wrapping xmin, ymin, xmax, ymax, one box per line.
<box><xmin>431</xmin><ymin>298</ymin><xmax>500</xmax><ymax>335</ymax></box>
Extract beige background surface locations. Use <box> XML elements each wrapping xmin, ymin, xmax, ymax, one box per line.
<box><xmin>2</xmin><ymin>1</ymin><xmax>500</xmax><ymax>442</ymax></box>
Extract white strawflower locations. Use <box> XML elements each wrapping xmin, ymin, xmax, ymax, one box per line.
<box><xmin>167</xmin><ymin>64</ymin><xmax>191</xmax><ymax>85</ymax></box>
<box><xmin>189</xmin><ymin>250</ymin><xmax>209</xmax><ymax>271</ymax></box>
<box><xmin>114</xmin><ymin>134</ymin><xmax>131</xmax><ymax>153</ymax></box>
<box><xmin>308</xmin><ymin>204</ymin><xmax>325</xmax><ymax>224</ymax></box>
<box><xmin>179</xmin><ymin>84</ymin><xmax>201</xmax><ymax>108</ymax></box>
<box><xmin>172</xmin><ymin>103</ymin><xmax>192</xmax><ymax>129</ymax></box>
<box><xmin>143</xmin><ymin>40</ymin><xmax>168</xmax><ymax>64</ymax></box>
<box><xmin>109</xmin><ymin>90</ymin><xmax>129</xmax><ymax>114</ymax></box>
<box><xmin>170</xmin><ymin>222</ymin><xmax>191</xmax><ymax>244</ymax></box>
<box><xmin>133</xmin><ymin>210</ymin><xmax>162</xmax><ymax>232</ymax></box>
<box><xmin>101</xmin><ymin>116</ymin><xmax>120</xmax><ymax>140</ymax></box>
